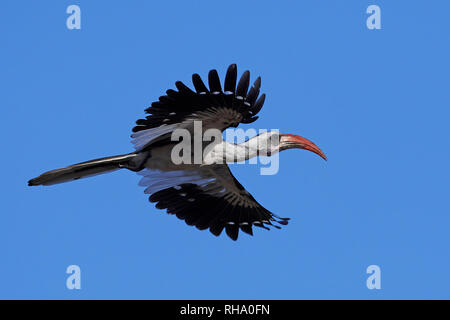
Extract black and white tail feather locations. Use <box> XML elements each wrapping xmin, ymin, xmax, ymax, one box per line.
<box><xmin>28</xmin><ymin>152</ymin><xmax>147</xmax><ymax>186</ymax></box>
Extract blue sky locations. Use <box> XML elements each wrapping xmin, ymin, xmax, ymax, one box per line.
<box><xmin>1</xmin><ymin>1</ymin><xmax>449</xmax><ymax>299</ymax></box>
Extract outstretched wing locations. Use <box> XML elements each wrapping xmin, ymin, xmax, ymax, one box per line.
<box><xmin>139</xmin><ymin>164</ymin><xmax>289</xmax><ymax>241</ymax></box>
<box><xmin>131</xmin><ymin>64</ymin><xmax>266</xmax><ymax>151</ymax></box>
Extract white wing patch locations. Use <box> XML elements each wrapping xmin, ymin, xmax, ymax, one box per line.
<box><xmin>138</xmin><ymin>166</ymin><xmax>261</xmax><ymax>210</ymax></box>
<box><xmin>131</xmin><ymin>124</ymin><xmax>178</xmax><ymax>151</ymax></box>
<box><xmin>138</xmin><ymin>169</ymin><xmax>216</xmax><ymax>195</ymax></box>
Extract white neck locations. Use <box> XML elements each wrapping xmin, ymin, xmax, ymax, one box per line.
<box><xmin>203</xmin><ymin>133</ymin><xmax>279</xmax><ymax>164</ymax></box>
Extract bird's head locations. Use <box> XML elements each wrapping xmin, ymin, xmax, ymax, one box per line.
<box><xmin>256</xmin><ymin>132</ymin><xmax>327</xmax><ymax>161</ymax></box>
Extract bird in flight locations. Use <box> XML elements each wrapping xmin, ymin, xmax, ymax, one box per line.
<box><xmin>29</xmin><ymin>64</ymin><xmax>326</xmax><ymax>240</ymax></box>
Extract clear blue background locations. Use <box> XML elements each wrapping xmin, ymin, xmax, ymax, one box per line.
<box><xmin>1</xmin><ymin>0</ymin><xmax>449</xmax><ymax>299</ymax></box>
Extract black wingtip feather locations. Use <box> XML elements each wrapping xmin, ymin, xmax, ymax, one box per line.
<box><xmin>224</xmin><ymin>64</ymin><xmax>237</xmax><ymax>93</ymax></box>
<box><xmin>236</xmin><ymin>71</ymin><xmax>250</xmax><ymax>97</ymax></box>
<box><xmin>175</xmin><ymin>81</ymin><xmax>195</xmax><ymax>95</ymax></box>
<box><xmin>253</xmin><ymin>76</ymin><xmax>261</xmax><ymax>89</ymax></box>
<box><xmin>251</xmin><ymin>93</ymin><xmax>265</xmax><ymax>114</ymax></box>
<box><xmin>246</xmin><ymin>76</ymin><xmax>261</xmax><ymax>105</ymax></box>
<box><xmin>240</xmin><ymin>224</ymin><xmax>253</xmax><ymax>236</ymax></box>
<box><xmin>208</xmin><ymin>69</ymin><xmax>222</xmax><ymax>93</ymax></box>
<box><xmin>210</xmin><ymin>223</ymin><xmax>225</xmax><ymax>237</ymax></box>
<box><xmin>225</xmin><ymin>224</ymin><xmax>239</xmax><ymax>241</ymax></box>
<box><xmin>192</xmin><ymin>73</ymin><xmax>209</xmax><ymax>93</ymax></box>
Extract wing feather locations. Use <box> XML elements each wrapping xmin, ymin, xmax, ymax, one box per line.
<box><xmin>236</xmin><ymin>70</ymin><xmax>250</xmax><ymax>98</ymax></box>
<box><xmin>208</xmin><ymin>69</ymin><xmax>223</xmax><ymax>93</ymax></box>
<box><xmin>192</xmin><ymin>73</ymin><xmax>209</xmax><ymax>93</ymax></box>
<box><xmin>141</xmin><ymin>165</ymin><xmax>289</xmax><ymax>240</ymax></box>
<box><xmin>132</xmin><ymin>64</ymin><xmax>266</xmax><ymax>137</ymax></box>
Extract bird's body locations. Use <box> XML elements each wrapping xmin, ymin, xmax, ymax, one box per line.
<box><xmin>29</xmin><ymin>64</ymin><xmax>326</xmax><ymax>240</ymax></box>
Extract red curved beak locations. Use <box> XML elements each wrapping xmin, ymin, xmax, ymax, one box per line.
<box><xmin>280</xmin><ymin>134</ymin><xmax>327</xmax><ymax>161</ymax></box>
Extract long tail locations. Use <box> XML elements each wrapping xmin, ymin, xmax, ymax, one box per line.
<box><xmin>28</xmin><ymin>153</ymin><xmax>144</xmax><ymax>186</ymax></box>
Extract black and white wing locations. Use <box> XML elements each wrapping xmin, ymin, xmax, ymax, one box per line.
<box><xmin>131</xmin><ymin>64</ymin><xmax>266</xmax><ymax>151</ymax></box>
<box><xmin>139</xmin><ymin>165</ymin><xmax>289</xmax><ymax>241</ymax></box>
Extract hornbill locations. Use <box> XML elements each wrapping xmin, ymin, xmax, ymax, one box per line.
<box><xmin>28</xmin><ymin>64</ymin><xmax>327</xmax><ymax>241</ymax></box>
